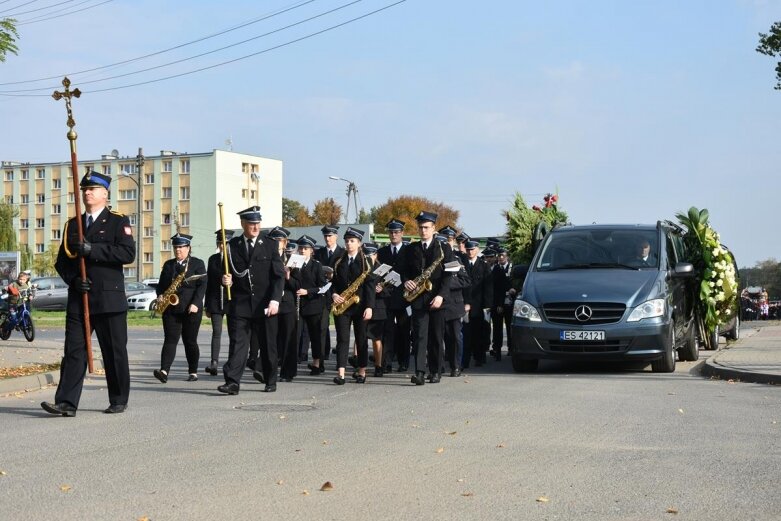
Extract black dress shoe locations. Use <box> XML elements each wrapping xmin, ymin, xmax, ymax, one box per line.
<box><xmin>186</xmin><ymin>374</ymin><xmax>198</xmax><ymax>382</ymax></box>
<box><xmin>449</xmin><ymin>368</ymin><xmax>461</xmax><ymax>377</ymax></box>
<box><xmin>373</xmin><ymin>366</ymin><xmax>384</xmax><ymax>377</ymax></box>
<box><xmin>246</xmin><ymin>358</ymin><xmax>256</xmax><ymax>370</ymax></box>
<box><xmin>411</xmin><ymin>372</ymin><xmax>425</xmax><ymax>386</ymax></box>
<box><xmin>252</xmin><ymin>371</ymin><xmax>265</xmax><ymax>384</ymax></box>
<box><xmin>264</xmin><ymin>384</ymin><xmax>277</xmax><ymax>392</ymax></box>
<box><xmin>307</xmin><ymin>363</ymin><xmax>325</xmax><ymax>375</ymax></box>
<box><xmin>354</xmin><ymin>374</ymin><xmax>366</xmax><ymax>383</ymax></box>
<box><xmin>397</xmin><ymin>365</ymin><xmax>408</xmax><ymax>373</ymax></box>
<box><xmin>430</xmin><ymin>373</ymin><xmax>441</xmax><ymax>383</ymax></box>
<box><xmin>278</xmin><ymin>376</ymin><xmax>293</xmax><ymax>382</ymax></box>
<box><xmin>103</xmin><ymin>404</ymin><xmax>127</xmax><ymax>414</ymax></box>
<box><xmin>40</xmin><ymin>401</ymin><xmax>76</xmax><ymax>417</ymax></box>
<box><xmin>384</xmin><ymin>364</ymin><xmax>392</xmax><ymax>374</ymax></box>
<box><xmin>333</xmin><ymin>376</ymin><xmax>346</xmax><ymax>385</ymax></box>
<box><xmin>153</xmin><ymin>369</ymin><xmax>168</xmax><ymax>383</ymax></box>
<box><xmin>217</xmin><ymin>383</ymin><xmax>239</xmax><ymax>395</ymax></box>
<box><xmin>204</xmin><ymin>361</ymin><xmax>218</xmax><ymax>376</ymax></box>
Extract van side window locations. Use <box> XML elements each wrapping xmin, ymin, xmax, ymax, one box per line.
<box><xmin>666</xmin><ymin>234</ymin><xmax>678</xmax><ymax>268</ymax></box>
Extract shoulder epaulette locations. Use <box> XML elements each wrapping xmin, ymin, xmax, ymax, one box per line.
<box><xmin>110</xmin><ymin>209</ymin><xmax>125</xmax><ymax>217</ymax></box>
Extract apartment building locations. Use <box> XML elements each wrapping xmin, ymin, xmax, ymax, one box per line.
<box><xmin>1</xmin><ymin>149</ymin><xmax>282</xmax><ymax>280</ymax></box>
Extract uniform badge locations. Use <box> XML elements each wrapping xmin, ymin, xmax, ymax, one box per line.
<box><xmin>124</xmin><ymin>226</ymin><xmax>132</xmax><ymax>236</ymax></box>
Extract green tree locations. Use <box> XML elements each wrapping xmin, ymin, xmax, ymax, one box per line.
<box><xmin>357</xmin><ymin>207</ymin><xmax>373</xmax><ymax>224</ymax></box>
<box><xmin>282</xmin><ymin>197</ymin><xmax>313</xmax><ymax>227</ymax></box>
<box><xmin>370</xmin><ymin>195</ymin><xmax>459</xmax><ymax>233</ymax></box>
<box><xmin>503</xmin><ymin>192</ymin><xmax>567</xmax><ymax>264</ymax></box>
<box><xmin>19</xmin><ymin>244</ymin><xmax>32</xmax><ymax>272</ymax></box>
<box><xmin>757</xmin><ymin>21</ymin><xmax>781</xmax><ymax>90</ymax></box>
<box><xmin>311</xmin><ymin>197</ymin><xmax>342</xmax><ymax>225</ymax></box>
<box><xmin>32</xmin><ymin>247</ymin><xmax>58</xmax><ymax>276</ymax></box>
<box><xmin>0</xmin><ymin>18</ymin><xmax>19</xmax><ymax>62</ymax></box>
<box><xmin>739</xmin><ymin>258</ymin><xmax>781</xmax><ymax>299</ymax></box>
<box><xmin>0</xmin><ymin>201</ymin><xmax>19</xmax><ymax>251</ymax></box>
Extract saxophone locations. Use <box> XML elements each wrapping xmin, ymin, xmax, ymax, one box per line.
<box><xmin>332</xmin><ymin>255</ymin><xmax>371</xmax><ymax>316</ymax></box>
<box><xmin>152</xmin><ymin>257</ymin><xmax>190</xmax><ymax>316</ymax></box>
<box><xmin>403</xmin><ymin>242</ymin><xmax>444</xmax><ymax>302</ymax></box>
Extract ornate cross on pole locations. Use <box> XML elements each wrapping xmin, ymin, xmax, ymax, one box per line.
<box><xmin>52</xmin><ymin>76</ymin><xmax>94</xmax><ymax>374</ymax></box>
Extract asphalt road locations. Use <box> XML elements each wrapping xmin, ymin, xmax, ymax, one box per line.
<box><xmin>1</xmin><ymin>327</ymin><xmax>779</xmax><ymax>520</ymax></box>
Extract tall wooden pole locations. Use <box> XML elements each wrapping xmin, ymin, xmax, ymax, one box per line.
<box><xmin>52</xmin><ymin>77</ymin><xmax>94</xmax><ymax>374</ymax></box>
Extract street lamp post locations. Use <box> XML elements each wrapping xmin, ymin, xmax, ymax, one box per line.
<box><xmin>122</xmin><ymin>147</ymin><xmax>144</xmax><ymax>281</ymax></box>
<box><xmin>328</xmin><ymin>176</ymin><xmax>359</xmax><ymax>224</ymax></box>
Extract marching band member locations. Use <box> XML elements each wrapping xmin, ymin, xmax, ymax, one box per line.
<box><xmin>218</xmin><ymin>206</ymin><xmax>285</xmax><ymax>395</ymax></box>
<box><xmin>291</xmin><ymin>235</ymin><xmax>328</xmax><ymax>376</ymax></box>
<box><xmin>315</xmin><ymin>225</ymin><xmax>343</xmax><ymax>362</ymax></box>
<box><xmin>491</xmin><ymin>246</ymin><xmax>513</xmax><ymax>361</ymax></box>
<box><xmin>462</xmin><ymin>240</ymin><xmax>493</xmax><ymax>368</ymax></box>
<box><xmin>443</xmin><ymin>258</ymin><xmax>471</xmax><ymax>377</ymax></box>
<box><xmin>152</xmin><ymin>233</ymin><xmax>207</xmax><ymax>383</ymax></box>
<box><xmin>331</xmin><ymin>227</ymin><xmax>374</xmax><ymax>384</ymax></box>
<box><xmin>267</xmin><ymin>226</ymin><xmax>298</xmax><ymax>382</ymax></box>
<box><xmin>377</xmin><ymin>219</ymin><xmax>410</xmax><ymax>372</ymax></box>
<box><xmin>363</xmin><ymin>242</ymin><xmax>390</xmax><ymax>377</ymax></box>
<box><xmin>204</xmin><ymin>229</ymin><xmax>234</xmax><ymax>376</ymax></box>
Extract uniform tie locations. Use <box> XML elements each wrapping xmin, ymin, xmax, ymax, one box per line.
<box><xmin>392</xmin><ymin>246</ymin><xmax>397</xmax><ymax>257</ymax></box>
<box><xmin>422</xmin><ymin>242</ymin><xmax>428</xmax><ymax>251</ymax></box>
<box><xmin>86</xmin><ymin>215</ymin><xmax>93</xmax><ymax>229</ymax></box>
<box><xmin>246</xmin><ymin>238</ymin><xmax>254</xmax><ymax>257</ymax></box>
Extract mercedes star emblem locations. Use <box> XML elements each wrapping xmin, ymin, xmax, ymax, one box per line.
<box><xmin>575</xmin><ymin>305</ymin><xmax>592</xmax><ymax>322</ymax></box>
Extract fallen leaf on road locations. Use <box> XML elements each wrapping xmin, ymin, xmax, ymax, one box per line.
<box><xmin>322</xmin><ymin>440</ymin><xmax>329</xmax><ymax>445</ymax></box>
<box><xmin>278</xmin><ymin>415</ymin><xmax>286</xmax><ymax>420</ymax></box>
<box><xmin>446</xmin><ymin>431</ymin><xmax>457</xmax><ymax>435</ymax></box>
<box><xmin>772</xmin><ymin>421</ymin><xmax>777</xmax><ymax>425</ymax></box>
<box><xmin>435</xmin><ymin>447</ymin><xmax>445</xmax><ymax>454</ymax></box>
<box><xmin>461</xmin><ymin>492</ymin><xmax>474</xmax><ymax>497</ymax></box>
<box><xmin>0</xmin><ymin>470</ymin><xmax>7</xmax><ymax>476</ymax></box>
<box><xmin>457</xmin><ymin>478</ymin><xmax>464</xmax><ymax>483</ymax></box>
<box><xmin>276</xmin><ymin>480</ymin><xmax>284</xmax><ymax>485</ymax></box>
<box><xmin>666</xmin><ymin>507</ymin><xmax>679</xmax><ymax>514</ymax></box>
<box><xmin>302</xmin><ymin>490</ymin><xmax>309</xmax><ymax>495</ymax></box>
<box><xmin>137</xmin><ymin>517</ymin><xmax>151</xmax><ymax>521</ymax></box>
<box><xmin>60</xmin><ymin>485</ymin><xmax>72</xmax><ymax>492</ymax></box>
<box><xmin>677</xmin><ymin>409</ymin><xmax>684</xmax><ymax>415</ymax></box>
<box><xmin>667</xmin><ymin>392</ymin><xmax>676</xmax><ymax>395</ymax></box>
<box><xmin>536</xmin><ymin>496</ymin><xmax>549</xmax><ymax>503</ymax></box>
<box><xmin>320</xmin><ymin>481</ymin><xmax>334</xmax><ymax>491</ymax></box>
<box><xmin>294</xmin><ymin>449</ymin><xmax>302</xmax><ymax>452</ymax></box>
<box><xmin>496</xmin><ymin>443</ymin><xmax>505</xmax><ymax>448</ymax></box>
<box><xmin>93</xmin><ymin>369</ymin><xmax>106</xmax><ymax>375</ymax></box>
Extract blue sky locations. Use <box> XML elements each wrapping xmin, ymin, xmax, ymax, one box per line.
<box><xmin>1</xmin><ymin>0</ymin><xmax>780</xmax><ymax>267</ymax></box>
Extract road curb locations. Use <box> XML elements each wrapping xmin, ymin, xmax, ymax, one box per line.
<box><xmin>701</xmin><ymin>356</ymin><xmax>780</xmax><ymax>385</ymax></box>
<box><xmin>0</xmin><ymin>359</ymin><xmax>104</xmax><ymax>396</ymax></box>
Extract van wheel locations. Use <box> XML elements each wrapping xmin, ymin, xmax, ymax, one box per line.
<box><xmin>724</xmin><ymin>316</ymin><xmax>740</xmax><ymax>341</ymax></box>
<box><xmin>709</xmin><ymin>325</ymin><xmax>720</xmax><ymax>350</ymax></box>
<box><xmin>677</xmin><ymin>323</ymin><xmax>698</xmax><ymax>362</ymax></box>
<box><xmin>652</xmin><ymin>328</ymin><xmax>676</xmax><ymax>373</ymax></box>
<box><xmin>512</xmin><ymin>355</ymin><xmax>538</xmax><ymax>373</ymax></box>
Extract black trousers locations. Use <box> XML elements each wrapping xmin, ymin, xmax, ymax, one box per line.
<box><xmin>278</xmin><ymin>311</ymin><xmax>298</xmax><ymax>379</ymax></box>
<box><xmin>301</xmin><ymin>313</ymin><xmax>324</xmax><ymax>360</ymax></box>
<box><xmin>160</xmin><ymin>310</ymin><xmax>202</xmax><ymax>374</ymax></box>
<box><xmin>463</xmin><ymin>314</ymin><xmax>488</xmax><ymax>365</ymax></box>
<box><xmin>491</xmin><ymin>307</ymin><xmax>513</xmax><ymax>351</ymax></box>
<box><xmin>335</xmin><ymin>312</ymin><xmax>367</xmax><ymax>369</ymax></box>
<box><xmin>224</xmin><ymin>314</ymin><xmax>278</xmax><ymax>388</ymax></box>
<box><xmin>410</xmin><ymin>308</ymin><xmax>445</xmax><ymax>375</ymax></box>
<box><xmin>383</xmin><ymin>308</ymin><xmax>410</xmax><ymax>368</ymax></box>
<box><xmin>209</xmin><ymin>313</ymin><xmax>224</xmax><ymax>362</ymax></box>
<box><xmin>320</xmin><ymin>307</ymin><xmax>332</xmax><ymax>360</ymax></box>
<box><xmin>444</xmin><ymin>318</ymin><xmax>463</xmax><ymax>370</ymax></box>
<box><xmin>55</xmin><ymin>311</ymin><xmax>129</xmax><ymax>408</ymax></box>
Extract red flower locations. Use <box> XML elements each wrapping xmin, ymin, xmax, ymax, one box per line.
<box><xmin>551</xmin><ymin>194</ymin><xmax>558</xmax><ymax>203</ymax></box>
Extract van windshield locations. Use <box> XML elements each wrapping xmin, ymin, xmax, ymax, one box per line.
<box><xmin>535</xmin><ymin>229</ymin><xmax>659</xmax><ymax>271</ymax></box>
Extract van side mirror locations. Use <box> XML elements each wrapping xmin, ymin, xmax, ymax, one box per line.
<box><xmin>672</xmin><ymin>262</ymin><xmax>695</xmax><ymax>278</ymax></box>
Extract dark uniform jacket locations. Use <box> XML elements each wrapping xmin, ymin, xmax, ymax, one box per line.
<box><xmin>278</xmin><ymin>254</ymin><xmax>296</xmax><ymax>315</ymax></box>
<box><xmin>332</xmin><ymin>251</ymin><xmax>376</xmax><ymax>316</ymax></box>
<box><xmin>492</xmin><ymin>262</ymin><xmax>512</xmax><ymax>308</ymax></box>
<box><xmin>224</xmin><ymin>234</ymin><xmax>285</xmax><ymax>318</ymax></box>
<box><xmin>368</xmin><ymin>257</ymin><xmax>392</xmax><ymax>321</ymax></box>
<box><xmin>55</xmin><ymin>207</ymin><xmax>136</xmax><ymax>314</ymax></box>
<box><xmin>401</xmin><ymin>240</ymin><xmax>454</xmax><ymax>311</ymax></box>
<box><xmin>205</xmin><ymin>252</ymin><xmax>227</xmax><ymax>314</ymax></box>
<box><xmin>315</xmin><ymin>245</ymin><xmax>345</xmax><ymax>268</ymax></box>
<box><xmin>157</xmin><ymin>256</ymin><xmax>207</xmax><ymax>315</ymax></box>
<box><xmin>288</xmin><ymin>258</ymin><xmax>326</xmax><ymax>317</ymax></box>
<box><xmin>444</xmin><ymin>265</ymin><xmax>471</xmax><ymax>322</ymax></box>
<box><xmin>463</xmin><ymin>257</ymin><xmax>493</xmax><ymax>318</ymax></box>
<box><xmin>377</xmin><ymin>242</ymin><xmax>408</xmax><ymax>311</ymax></box>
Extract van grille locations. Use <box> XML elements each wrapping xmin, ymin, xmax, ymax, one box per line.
<box><xmin>543</xmin><ymin>302</ymin><xmax>626</xmax><ymax>325</ymax></box>
<box><xmin>546</xmin><ymin>340</ymin><xmax>628</xmax><ymax>353</ymax></box>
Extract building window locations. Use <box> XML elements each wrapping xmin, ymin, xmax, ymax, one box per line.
<box><xmin>37</xmin><ymin>194</ymin><xmax>45</xmax><ymax>204</ymax></box>
<box><xmin>52</xmin><ymin>229</ymin><xmax>61</xmax><ymax>240</ymax></box>
<box><xmin>162</xmin><ymin>160</ymin><xmax>172</xmax><ymax>172</ymax></box>
<box><xmin>181</xmin><ymin>159</ymin><xmax>190</xmax><ymax>173</ymax></box>
<box><xmin>36</xmin><ymin>218</ymin><xmax>45</xmax><ymax>228</ymax></box>
<box><xmin>67</xmin><ymin>168</ymin><xmax>73</xmax><ymax>178</ymax></box>
<box><xmin>144</xmin><ymin>252</ymin><xmax>153</xmax><ymax>262</ymax></box>
<box><xmin>52</xmin><ymin>178</ymin><xmax>62</xmax><ymax>189</ymax></box>
<box><xmin>123</xmin><ymin>267</ymin><xmax>137</xmax><ymax>278</ymax></box>
<box><xmin>144</xmin><ymin>226</ymin><xmax>154</xmax><ymax>237</ymax></box>
<box><xmin>4</xmin><ymin>171</ymin><xmax>12</xmax><ymax>181</ymax></box>
<box><xmin>20</xmin><ymin>219</ymin><xmax>28</xmax><ymax>229</ymax></box>
<box><xmin>36</xmin><ymin>243</ymin><xmax>45</xmax><ymax>253</ymax></box>
<box><xmin>128</xmin><ymin>213</ymin><xmax>137</xmax><ymax>226</ymax></box>
<box><xmin>102</xmin><ymin>165</ymin><xmax>111</xmax><ymax>175</ymax></box>
<box><xmin>4</xmin><ymin>195</ymin><xmax>12</xmax><ymax>204</ymax></box>
<box><xmin>121</xmin><ymin>163</ymin><xmax>136</xmax><ymax>175</ymax></box>
<box><xmin>250</xmin><ymin>190</ymin><xmax>256</xmax><ymax>199</ymax></box>
<box><xmin>180</xmin><ymin>213</ymin><xmax>189</xmax><ymax>226</ymax></box>
<box><xmin>36</xmin><ymin>169</ymin><xmax>45</xmax><ymax>179</ymax></box>
<box><xmin>20</xmin><ymin>194</ymin><xmax>29</xmax><ymax>203</ymax></box>
<box><xmin>161</xmin><ymin>187</ymin><xmax>172</xmax><ymax>198</ymax></box>
<box><xmin>180</xmin><ymin>187</ymin><xmax>190</xmax><ymax>200</ymax></box>
<box><xmin>162</xmin><ymin>213</ymin><xmax>171</xmax><ymax>224</ymax></box>
<box><xmin>52</xmin><ymin>204</ymin><xmax>61</xmax><ymax>214</ymax></box>
<box><xmin>21</xmin><ymin>170</ymin><xmax>29</xmax><ymax>180</ymax></box>
<box><xmin>241</xmin><ymin>189</ymin><xmax>247</xmax><ymax>198</ymax></box>
<box><xmin>119</xmin><ymin>189</ymin><xmax>138</xmax><ymax>201</ymax></box>
<box><xmin>162</xmin><ymin>240</ymin><xmax>171</xmax><ymax>251</ymax></box>
<box><xmin>144</xmin><ymin>174</ymin><xmax>154</xmax><ymax>184</ymax></box>
<box><xmin>68</xmin><ymin>192</ymin><xmax>75</xmax><ymax>203</ymax></box>
<box><xmin>145</xmin><ymin>200</ymin><xmax>154</xmax><ymax>211</ymax></box>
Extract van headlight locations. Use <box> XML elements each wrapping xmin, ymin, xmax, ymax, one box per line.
<box><xmin>513</xmin><ymin>299</ymin><xmax>542</xmax><ymax>322</ymax></box>
<box><xmin>627</xmin><ymin>299</ymin><xmax>665</xmax><ymax>322</ymax></box>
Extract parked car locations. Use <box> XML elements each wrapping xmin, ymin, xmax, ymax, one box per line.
<box><xmin>125</xmin><ymin>281</ymin><xmax>155</xmax><ymax>297</ymax></box>
<box><xmin>127</xmin><ymin>290</ymin><xmax>158</xmax><ymax>311</ymax></box>
<box><xmin>30</xmin><ymin>277</ymin><xmax>69</xmax><ymax>310</ymax></box>
<box><xmin>142</xmin><ymin>278</ymin><xmax>159</xmax><ymax>289</ymax></box>
<box><xmin>510</xmin><ymin>222</ymin><xmax>699</xmax><ymax>373</ymax></box>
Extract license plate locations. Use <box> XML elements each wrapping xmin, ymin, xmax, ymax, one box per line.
<box><xmin>560</xmin><ymin>330</ymin><xmax>605</xmax><ymax>341</ymax></box>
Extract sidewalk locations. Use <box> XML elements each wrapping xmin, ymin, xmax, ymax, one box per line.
<box><xmin>702</xmin><ymin>322</ymin><xmax>781</xmax><ymax>385</ymax></box>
